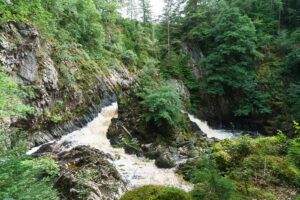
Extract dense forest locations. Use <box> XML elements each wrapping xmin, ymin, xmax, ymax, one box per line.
<box><xmin>0</xmin><ymin>0</ymin><xmax>299</xmax><ymax>199</ymax></box>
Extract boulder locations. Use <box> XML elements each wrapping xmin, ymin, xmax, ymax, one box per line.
<box><xmin>155</xmin><ymin>152</ymin><xmax>175</xmax><ymax>168</ymax></box>
<box><xmin>54</xmin><ymin>145</ymin><xmax>127</xmax><ymax>200</ymax></box>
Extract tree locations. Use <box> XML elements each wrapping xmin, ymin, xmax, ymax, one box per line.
<box><xmin>124</xmin><ymin>0</ymin><xmax>139</xmax><ymax>20</ymax></box>
<box><xmin>288</xmin><ymin>82</ymin><xmax>300</xmax><ymax>120</ymax></box>
<box><xmin>139</xmin><ymin>0</ymin><xmax>152</xmax><ymax>25</ymax></box>
<box><xmin>200</xmin><ymin>6</ymin><xmax>270</xmax><ymax>116</ymax></box>
<box><xmin>163</xmin><ymin>0</ymin><xmax>173</xmax><ymax>58</ymax></box>
<box><xmin>185</xmin><ymin>152</ymin><xmax>235</xmax><ymax>200</ymax></box>
<box><xmin>137</xmin><ymin>63</ymin><xmax>182</xmax><ymax>128</ymax></box>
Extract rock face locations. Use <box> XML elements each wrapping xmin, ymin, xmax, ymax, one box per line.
<box><xmin>0</xmin><ymin>22</ymin><xmax>58</xmax><ymax>110</ymax></box>
<box><xmin>0</xmin><ymin>22</ymin><xmax>133</xmax><ymax>145</ymax></box>
<box><xmin>34</xmin><ymin>145</ymin><xmax>127</xmax><ymax>200</ymax></box>
<box><xmin>166</xmin><ymin>79</ymin><xmax>190</xmax><ymax>101</ymax></box>
<box><xmin>182</xmin><ymin>41</ymin><xmax>204</xmax><ymax>81</ymax></box>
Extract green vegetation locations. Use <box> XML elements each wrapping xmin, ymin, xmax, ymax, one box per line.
<box><xmin>0</xmin><ymin>67</ymin><xmax>34</xmax><ymax>119</ymax></box>
<box><xmin>120</xmin><ymin>185</ymin><xmax>192</xmax><ymax>200</ymax></box>
<box><xmin>0</xmin><ymin>70</ymin><xmax>59</xmax><ymax>199</ymax></box>
<box><xmin>1</xmin><ymin>0</ymin><xmax>300</xmax><ymax>199</ymax></box>
<box><xmin>156</xmin><ymin>0</ymin><xmax>300</xmax><ymax>130</ymax></box>
<box><xmin>137</xmin><ymin>61</ymin><xmax>183</xmax><ymax>128</ymax></box>
<box><xmin>184</xmin><ymin>152</ymin><xmax>236</xmax><ymax>200</ymax></box>
<box><xmin>179</xmin><ymin>123</ymin><xmax>300</xmax><ymax>199</ymax></box>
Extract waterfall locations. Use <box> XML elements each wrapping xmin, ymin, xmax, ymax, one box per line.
<box><xmin>188</xmin><ymin>114</ymin><xmax>235</xmax><ymax>140</ymax></box>
<box><xmin>28</xmin><ymin>103</ymin><xmax>192</xmax><ymax>191</ymax></box>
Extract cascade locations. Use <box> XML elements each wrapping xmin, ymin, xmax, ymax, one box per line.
<box><xmin>188</xmin><ymin>114</ymin><xmax>235</xmax><ymax>140</ymax></box>
<box><xmin>28</xmin><ymin>103</ymin><xmax>192</xmax><ymax>191</ymax></box>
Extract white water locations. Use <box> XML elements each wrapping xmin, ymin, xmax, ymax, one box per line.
<box><xmin>28</xmin><ymin>103</ymin><xmax>192</xmax><ymax>191</ymax></box>
<box><xmin>188</xmin><ymin>114</ymin><xmax>235</xmax><ymax>140</ymax></box>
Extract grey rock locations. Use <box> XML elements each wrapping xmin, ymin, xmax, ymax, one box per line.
<box><xmin>155</xmin><ymin>152</ymin><xmax>175</xmax><ymax>168</ymax></box>
<box><xmin>52</xmin><ymin>146</ymin><xmax>127</xmax><ymax>200</ymax></box>
<box><xmin>18</xmin><ymin>51</ymin><xmax>38</xmax><ymax>82</ymax></box>
<box><xmin>167</xmin><ymin>79</ymin><xmax>190</xmax><ymax>100</ymax></box>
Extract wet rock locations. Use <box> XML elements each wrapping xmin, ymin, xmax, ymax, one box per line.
<box><xmin>182</xmin><ymin>41</ymin><xmax>205</xmax><ymax>81</ymax></box>
<box><xmin>54</xmin><ymin>146</ymin><xmax>127</xmax><ymax>200</ymax></box>
<box><xmin>18</xmin><ymin>51</ymin><xmax>38</xmax><ymax>82</ymax></box>
<box><xmin>207</xmin><ymin>137</ymin><xmax>220</xmax><ymax>146</ymax></box>
<box><xmin>155</xmin><ymin>152</ymin><xmax>175</xmax><ymax>168</ymax></box>
<box><xmin>107</xmin><ymin>90</ymin><xmax>206</xmax><ymax>170</ymax></box>
<box><xmin>124</xmin><ymin>138</ymin><xmax>142</xmax><ymax>156</ymax></box>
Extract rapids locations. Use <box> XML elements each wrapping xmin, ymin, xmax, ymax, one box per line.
<box><xmin>188</xmin><ymin>114</ymin><xmax>235</xmax><ymax>140</ymax></box>
<box><xmin>28</xmin><ymin>103</ymin><xmax>192</xmax><ymax>191</ymax></box>
<box><xmin>28</xmin><ymin>102</ymin><xmax>239</xmax><ymax>193</ymax></box>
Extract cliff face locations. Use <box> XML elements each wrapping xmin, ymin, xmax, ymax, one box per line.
<box><xmin>0</xmin><ymin>22</ymin><xmax>133</xmax><ymax>145</ymax></box>
<box><xmin>182</xmin><ymin>41</ymin><xmax>265</xmax><ymax>133</ymax></box>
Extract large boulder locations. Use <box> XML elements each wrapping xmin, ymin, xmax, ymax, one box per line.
<box><xmin>54</xmin><ymin>146</ymin><xmax>127</xmax><ymax>200</ymax></box>
<box><xmin>155</xmin><ymin>152</ymin><xmax>175</xmax><ymax>168</ymax></box>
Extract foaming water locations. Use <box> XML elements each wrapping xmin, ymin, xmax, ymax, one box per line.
<box><xmin>29</xmin><ymin>103</ymin><xmax>191</xmax><ymax>191</ymax></box>
<box><xmin>188</xmin><ymin>114</ymin><xmax>235</xmax><ymax>140</ymax></box>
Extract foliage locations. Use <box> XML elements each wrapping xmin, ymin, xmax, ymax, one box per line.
<box><xmin>139</xmin><ymin>83</ymin><xmax>182</xmax><ymax>128</ymax></box>
<box><xmin>288</xmin><ymin>82</ymin><xmax>300</xmax><ymax>120</ymax></box>
<box><xmin>0</xmin><ymin>153</ymin><xmax>59</xmax><ymax>200</ymax></box>
<box><xmin>0</xmin><ymin>71</ymin><xmax>59</xmax><ymax>199</ymax></box>
<box><xmin>121</xmin><ymin>50</ymin><xmax>138</xmax><ymax>66</ymax></box>
<box><xmin>179</xmin><ymin>127</ymin><xmax>300</xmax><ymax>199</ymax></box>
<box><xmin>288</xmin><ymin>121</ymin><xmax>300</xmax><ymax>167</ymax></box>
<box><xmin>199</xmin><ymin>7</ymin><xmax>269</xmax><ymax>116</ymax></box>
<box><xmin>42</xmin><ymin>0</ymin><xmax>104</xmax><ymax>54</ymax></box>
<box><xmin>0</xmin><ymin>67</ymin><xmax>34</xmax><ymax>119</ymax></box>
<box><xmin>137</xmin><ymin>64</ymin><xmax>182</xmax><ymax>128</ymax></box>
<box><xmin>0</xmin><ymin>0</ymin><xmax>50</xmax><ymax>27</ymax></box>
<box><xmin>120</xmin><ymin>185</ymin><xmax>192</xmax><ymax>200</ymax></box>
<box><xmin>211</xmin><ymin>133</ymin><xmax>300</xmax><ymax>197</ymax></box>
<box><xmin>188</xmin><ymin>153</ymin><xmax>236</xmax><ymax>200</ymax></box>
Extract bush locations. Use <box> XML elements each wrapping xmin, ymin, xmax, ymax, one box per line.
<box><xmin>139</xmin><ymin>83</ymin><xmax>182</xmax><ymax>128</ymax></box>
<box><xmin>0</xmin><ymin>154</ymin><xmax>59</xmax><ymax>200</ymax></box>
<box><xmin>0</xmin><ymin>67</ymin><xmax>34</xmax><ymax>119</ymax></box>
<box><xmin>188</xmin><ymin>153</ymin><xmax>235</xmax><ymax>200</ymax></box>
<box><xmin>121</xmin><ymin>50</ymin><xmax>138</xmax><ymax>66</ymax></box>
<box><xmin>136</xmin><ymin>62</ymin><xmax>182</xmax><ymax>128</ymax></box>
<box><xmin>120</xmin><ymin>185</ymin><xmax>192</xmax><ymax>200</ymax></box>
<box><xmin>0</xmin><ymin>69</ymin><xmax>59</xmax><ymax>199</ymax></box>
<box><xmin>288</xmin><ymin>121</ymin><xmax>300</xmax><ymax>167</ymax></box>
<box><xmin>212</xmin><ymin>136</ymin><xmax>253</xmax><ymax>170</ymax></box>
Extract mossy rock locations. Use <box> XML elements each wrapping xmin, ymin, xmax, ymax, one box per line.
<box><xmin>120</xmin><ymin>185</ymin><xmax>192</xmax><ymax>200</ymax></box>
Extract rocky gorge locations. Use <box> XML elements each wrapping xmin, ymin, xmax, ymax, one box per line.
<box><xmin>0</xmin><ymin>22</ymin><xmax>132</xmax><ymax>146</ymax></box>
<box><xmin>0</xmin><ymin>21</ymin><xmax>240</xmax><ymax>199</ymax></box>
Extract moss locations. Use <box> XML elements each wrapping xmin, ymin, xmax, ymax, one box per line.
<box><xmin>248</xmin><ymin>187</ymin><xmax>277</xmax><ymax>200</ymax></box>
<box><xmin>211</xmin><ymin>135</ymin><xmax>300</xmax><ymax>199</ymax></box>
<box><xmin>120</xmin><ymin>185</ymin><xmax>192</xmax><ymax>200</ymax></box>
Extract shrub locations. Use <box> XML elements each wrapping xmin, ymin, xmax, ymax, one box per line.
<box><xmin>0</xmin><ymin>69</ymin><xmax>59</xmax><ymax>199</ymax></box>
<box><xmin>120</xmin><ymin>185</ymin><xmax>192</xmax><ymax>200</ymax></box>
<box><xmin>121</xmin><ymin>50</ymin><xmax>137</xmax><ymax>66</ymax></box>
<box><xmin>136</xmin><ymin>61</ymin><xmax>183</xmax><ymax>128</ymax></box>
<box><xmin>180</xmin><ymin>152</ymin><xmax>236</xmax><ymax>200</ymax></box>
<box><xmin>0</xmin><ymin>154</ymin><xmax>59</xmax><ymax>200</ymax></box>
<box><xmin>0</xmin><ymin>67</ymin><xmax>34</xmax><ymax>119</ymax></box>
<box><xmin>139</xmin><ymin>83</ymin><xmax>182</xmax><ymax>128</ymax></box>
